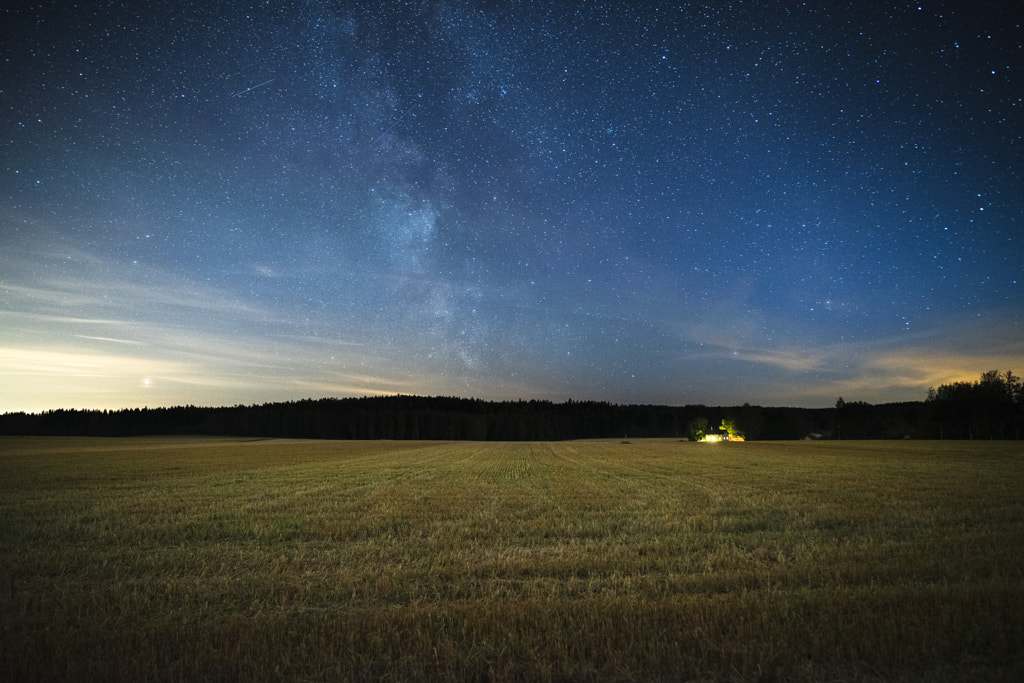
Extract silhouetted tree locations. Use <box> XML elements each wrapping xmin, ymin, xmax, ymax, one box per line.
<box><xmin>687</xmin><ymin>416</ymin><xmax>708</xmax><ymax>441</ymax></box>
<box><xmin>926</xmin><ymin>370</ymin><xmax>1022</xmax><ymax>439</ymax></box>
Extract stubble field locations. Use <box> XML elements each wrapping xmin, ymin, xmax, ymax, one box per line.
<box><xmin>1</xmin><ymin>436</ymin><xmax>1022</xmax><ymax>682</ymax></box>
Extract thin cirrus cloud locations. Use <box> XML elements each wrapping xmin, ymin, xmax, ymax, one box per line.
<box><xmin>2</xmin><ymin>235</ymin><xmax>1020</xmax><ymax>411</ymax></box>
<box><xmin>658</xmin><ymin>304</ymin><xmax>1022</xmax><ymax>408</ymax></box>
<box><xmin>0</xmin><ymin>247</ymin><xmax>538</xmax><ymax>411</ymax></box>
<box><xmin>748</xmin><ymin>319</ymin><xmax>1024</xmax><ymax>407</ymax></box>
<box><xmin>3</xmin><ymin>253</ymin><xmax>1021</xmax><ymax>412</ymax></box>
<box><xmin>0</xmin><ymin>332</ymin><xmax>409</xmax><ymax>413</ymax></box>
<box><xmin>2</xmin><ymin>248</ymin><xmax>363</xmax><ymax>410</ymax></box>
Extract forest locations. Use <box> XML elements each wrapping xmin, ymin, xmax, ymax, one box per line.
<box><xmin>1</xmin><ymin>371</ymin><xmax>1020</xmax><ymax>441</ymax></box>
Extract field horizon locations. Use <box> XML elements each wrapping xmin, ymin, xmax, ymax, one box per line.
<box><xmin>2</xmin><ymin>436</ymin><xmax>1022</xmax><ymax>681</ymax></box>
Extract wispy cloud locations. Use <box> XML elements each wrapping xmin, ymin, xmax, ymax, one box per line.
<box><xmin>0</xmin><ymin>347</ymin><xmax>180</xmax><ymax>379</ymax></box>
<box><xmin>742</xmin><ymin>316</ymin><xmax>1023</xmax><ymax>406</ymax></box>
<box><xmin>4</xmin><ymin>234</ymin><xmax>1020</xmax><ymax>411</ymax></box>
<box><xmin>662</xmin><ymin>308</ymin><xmax>1024</xmax><ymax>407</ymax></box>
<box><xmin>73</xmin><ymin>335</ymin><xmax>143</xmax><ymax>345</ymax></box>
<box><xmin>2</xmin><ymin>238</ymin><xmax>265</xmax><ymax>324</ymax></box>
<box><xmin>731</xmin><ymin>348</ymin><xmax>825</xmax><ymax>373</ymax></box>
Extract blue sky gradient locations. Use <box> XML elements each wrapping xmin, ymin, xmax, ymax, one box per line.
<box><xmin>2</xmin><ymin>1</ymin><xmax>1022</xmax><ymax>412</ymax></box>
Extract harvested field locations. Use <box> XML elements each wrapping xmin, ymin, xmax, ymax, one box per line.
<box><xmin>1</xmin><ymin>437</ymin><xmax>1022</xmax><ymax>681</ymax></box>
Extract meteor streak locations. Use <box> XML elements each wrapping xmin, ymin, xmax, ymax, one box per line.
<box><xmin>232</xmin><ymin>79</ymin><xmax>275</xmax><ymax>97</ymax></box>
<box><xmin>372</xmin><ymin>103</ymin><xmax>418</xmax><ymax>145</ymax></box>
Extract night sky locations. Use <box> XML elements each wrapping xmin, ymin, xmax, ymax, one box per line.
<box><xmin>3</xmin><ymin>1</ymin><xmax>1022</xmax><ymax>413</ymax></box>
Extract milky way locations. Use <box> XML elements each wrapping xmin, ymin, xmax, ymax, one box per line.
<box><xmin>2</xmin><ymin>1</ymin><xmax>1022</xmax><ymax>412</ymax></box>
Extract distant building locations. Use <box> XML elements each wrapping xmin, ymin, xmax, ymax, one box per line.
<box><xmin>702</xmin><ymin>430</ymin><xmax>724</xmax><ymax>442</ymax></box>
<box><xmin>702</xmin><ymin>427</ymin><xmax>744</xmax><ymax>442</ymax></box>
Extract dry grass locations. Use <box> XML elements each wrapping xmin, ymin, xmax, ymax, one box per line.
<box><xmin>1</xmin><ymin>436</ymin><xmax>1022</xmax><ymax>681</ymax></box>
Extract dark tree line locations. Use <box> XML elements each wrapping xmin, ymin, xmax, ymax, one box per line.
<box><xmin>830</xmin><ymin>399</ymin><xmax>925</xmax><ymax>440</ymax></box>
<box><xmin>2</xmin><ymin>372</ymin><xmax>1019</xmax><ymax>440</ymax></box>
<box><xmin>0</xmin><ymin>396</ymin><xmax>833</xmax><ymax>441</ymax></box>
<box><xmin>828</xmin><ymin>370</ymin><xmax>1023</xmax><ymax>440</ymax></box>
<box><xmin>924</xmin><ymin>370</ymin><xmax>1023</xmax><ymax>440</ymax></box>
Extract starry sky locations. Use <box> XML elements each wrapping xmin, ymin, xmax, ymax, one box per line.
<box><xmin>3</xmin><ymin>1</ymin><xmax>1022</xmax><ymax>413</ymax></box>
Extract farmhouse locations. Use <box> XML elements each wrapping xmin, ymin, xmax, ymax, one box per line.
<box><xmin>702</xmin><ymin>427</ymin><xmax>744</xmax><ymax>442</ymax></box>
